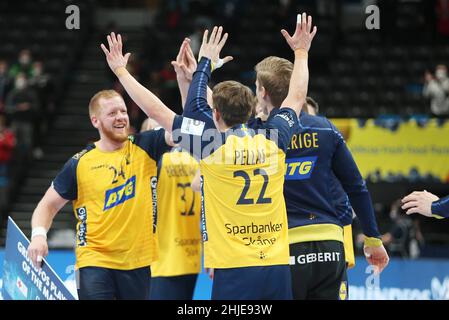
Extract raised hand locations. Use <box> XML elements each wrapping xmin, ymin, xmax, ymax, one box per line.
<box><xmin>100</xmin><ymin>32</ymin><xmax>131</xmax><ymax>75</ymax></box>
<box><xmin>172</xmin><ymin>38</ymin><xmax>197</xmax><ymax>82</ymax></box>
<box><xmin>281</xmin><ymin>13</ymin><xmax>317</xmax><ymax>52</ymax></box>
<box><xmin>183</xmin><ymin>40</ymin><xmax>198</xmax><ymax>79</ymax></box>
<box><xmin>198</xmin><ymin>26</ymin><xmax>233</xmax><ymax>69</ymax></box>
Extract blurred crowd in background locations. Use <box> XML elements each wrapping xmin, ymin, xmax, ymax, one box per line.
<box><xmin>0</xmin><ymin>0</ymin><xmax>449</xmax><ymax>257</ymax></box>
<box><xmin>0</xmin><ymin>49</ymin><xmax>54</xmax><ymax>214</ymax></box>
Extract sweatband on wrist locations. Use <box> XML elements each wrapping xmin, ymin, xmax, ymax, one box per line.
<box><xmin>294</xmin><ymin>48</ymin><xmax>308</xmax><ymax>59</ymax></box>
<box><xmin>364</xmin><ymin>236</ymin><xmax>383</xmax><ymax>248</ymax></box>
<box><xmin>31</xmin><ymin>227</ymin><xmax>47</xmax><ymax>239</ymax></box>
<box><xmin>114</xmin><ymin>66</ymin><xmax>129</xmax><ymax>77</ymax></box>
<box><xmin>210</xmin><ymin>58</ymin><xmax>225</xmax><ymax>73</ymax></box>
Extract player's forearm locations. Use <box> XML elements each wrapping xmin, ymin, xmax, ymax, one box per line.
<box><xmin>177</xmin><ymin>77</ymin><xmax>213</xmax><ymax>110</ymax></box>
<box><xmin>115</xmin><ymin>67</ymin><xmax>176</xmax><ymax>132</ymax></box>
<box><xmin>432</xmin><ymin>195</ymin><xmax>449</xmax><ymax>219</ymax></box>
<box><xmin>184</xmin><ymin>58</ymin><xmax>211</xmax><ymax>117</ymax></box>
<box><xmin>348</xmin><ymin>191</ymin><xmax>381</xmax><ymax>238</ymax></box>
<box><xmin>207</xmin><ymin>86</ymin><xmax>213</xmax><ymax>107</ymax></box>
<box><xmin>177</xmin><ymin>77</ymin><xmax>190</xmax><ymax>109</ymax></box>
<box><xmin>281</xmin><ymin>50</ymin><xmax>308</xmax><ymax>115</ymax></box>
<box><xmin>333</xmin><ymin>142</ymin><xmax>381</xmax><ymax>237</ymax></box>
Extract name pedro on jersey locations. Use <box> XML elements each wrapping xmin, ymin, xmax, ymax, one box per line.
<box><xmin>234</xmin><ymin>149</ymin><xmax>266</xmax><ymax>165</ymax></box>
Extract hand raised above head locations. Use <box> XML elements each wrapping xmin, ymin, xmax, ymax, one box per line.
<box><xmin>281</xmin><ymin>13</ymin><xmax>317</xmax><ymax>52</ymax></box>
<box><xmin>198</xmin><ymin>26</ymin><xmax>233</xmax><ymax>70</ymax></box>
<box><xmin>172</xmin><ymin>38</ymin><xmax>197</xmax><ymax>82</ymax></box>
<box><xmin>100</xmin><ymin>32</ymin><xmax>131</xmax><ymax>76</ymax></box>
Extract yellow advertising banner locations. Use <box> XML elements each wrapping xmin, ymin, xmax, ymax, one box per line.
<box><xmin>332</xmin><ymin>119</ymin><xmax>449</xmax><ymax>182</ymax></box>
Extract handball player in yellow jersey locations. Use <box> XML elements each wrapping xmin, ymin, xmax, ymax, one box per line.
<box><xmin>28</xmin><ymin>90</ymin><xmax>172</xmax><ymax>299</ymax></box>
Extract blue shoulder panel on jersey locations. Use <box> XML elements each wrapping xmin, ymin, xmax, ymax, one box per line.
<box><xmin>132</xmin><ymin>128</ymin><xmax>171</xmax><ymax>163</ymax></box>
<box><xmin>53</xmin><ymin>144</ymin><xmax>95</xmax><ymax>201</ymax></box>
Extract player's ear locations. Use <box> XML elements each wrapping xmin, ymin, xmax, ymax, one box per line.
<box><xmin>213</xmin><ymin>108</ymin><xmax>221</xmax><ymax>122</ymax></box>
<box><xmin>91</xmin><ymin>115</ymin><xmax>100</xmax><ymax>129</ymax></box>
<box><xmin>261</xmin><ymin>86</ymin><xmax>268</xmax><ymax>99</ymax></box>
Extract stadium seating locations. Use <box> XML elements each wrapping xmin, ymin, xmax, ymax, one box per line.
<box><xmin>0</xmin><ymin>0</ymin><xmax>93</xmax><ymax>245</ymax></box>
<box><xmin>1</xmin><ymin>0</ymin><xmax>448</xmax><ymax>250</ymax></box>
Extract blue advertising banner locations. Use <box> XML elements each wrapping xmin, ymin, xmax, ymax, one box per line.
<box><xmin>2</xmin><ymin>233</ymin><xmax>447</xmax><ymax>300</ymax></box>
<box><xmin>348</xmin><ymin>257</ymin><xmax>449</xmax><ymax>300</ymax></box>
<box><xmin>0</xmin><ymin>247</ymin><xmax>209</xmax><ymax>300</ymax></box>
<box><xmin>1</xmin><ymin>217</ymin><xmax>76</xmax><ymax>300</ymax></box>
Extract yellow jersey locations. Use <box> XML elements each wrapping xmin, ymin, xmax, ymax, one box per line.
<box><xmin>199</xmin><ymin>130</ymin><xmax>290</xmax><ymax>268</ymax></box>
<box><xmin>151</xmin><ymin>149</ymin><xmax>202</xmax><ymax>277</ymax></box>
<box><xmin>172</xmin><ymin>108</ymin><xmax>298</xmax><ymax>269</ymax></box>
<box><xmin>52</xmin><ymin>129</ymin><xmax>170</xmax><ymax>270</ymax></box>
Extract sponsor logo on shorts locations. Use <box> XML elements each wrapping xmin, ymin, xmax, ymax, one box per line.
<box><xmin>290</xmin><ymin>251</ymin><xmax>341</xmax><ymax>265</ymax></box>
<box><xmin>339</xmin><ymin>281</ymin><xmax>348</xmax><ymax>300</ymax></box>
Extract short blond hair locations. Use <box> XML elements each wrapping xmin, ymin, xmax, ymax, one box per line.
<box><xmin>255</xmin><ymin>56</ymin><xmax>293</xmax><ymax>108</ymax></box>
<box><xmin>88</xmin><ymin>90</ymin><xmax>123</xmax><ymax>117</ymax></box>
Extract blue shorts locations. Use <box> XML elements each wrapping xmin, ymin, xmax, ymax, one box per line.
<box><xmin>212</xmin><ymin>265</ymin><xmax>292</xmax><ymax>300</ymax></box>
<box><xmin>149</xmin><ymin>274</ymin><xmax>198</xmax><ymax>300</ymax></box>
<box><xmin>77</xmin><ymin>266</ymin><xmax>150</xmax><ymax>300</ymax></box>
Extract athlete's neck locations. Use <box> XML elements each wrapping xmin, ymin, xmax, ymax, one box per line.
<box><xmin>266</xmin><ymin>104</ymin><xmax>275</xmax><ymax>115</ymax></box>
<box><xmin>96</xmin><ymin>138</ymin><xmax>126</xmax><ymax>152</ymax></box>
<box><xmin>215</xmin><ymin>119</ymin><xmax>231</xmax><ymax>132</ymax></box>
<box><xmin>219</xmin><ymin>125</ymin><xmax>231</xmax><ymax>133</ymax></box>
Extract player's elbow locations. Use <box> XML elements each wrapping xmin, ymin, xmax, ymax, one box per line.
<box><xmin>150</xmin><ymin>109</ymin><xmax>175</xmax><ymax>133</ymax></box>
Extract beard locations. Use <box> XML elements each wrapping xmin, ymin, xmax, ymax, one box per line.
<box><xmin>100</xmin><ymin>122</ymin><xmax>129</xmax><ymax>143</ymax></box>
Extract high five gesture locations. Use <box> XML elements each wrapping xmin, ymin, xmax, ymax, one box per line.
<box><xmin>198</xmin><ymin>26</ymin><xmax>233</xmax><ymax>70</ymax></box>
<box><xmin>281</xmin><ymin>13</ymin><xmax>317</xmax><ymax>52</ymax></box>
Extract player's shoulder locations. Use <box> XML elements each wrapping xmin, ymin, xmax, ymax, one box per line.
<box><xmin>266</xmin><ymin>108</ymin><xmax>297</xmax><ymax>129</ymax></box>
<box><xmin>299</xmin><ymin>113</ymin><xmax>342</xmax><ymax>137</ymax></box>
<box><xmin>129</xmin><ymin>127</ymin><xmax>164</xmax><ymax>141</ymax></box>
<box><xmin>129</xmin><ymin>127</ymin><xmax>167</xmax><ymax>149</ymax></box>
<box><xmin>59</xmin><ymin>144</ymin><xmax>95</xmax><ymax>174</ymax></box>
<box><xmin>71</xmin><ymin>143</ymin><xmax>96</xmax><ymax>162</ymax></box>
<box><xmin>299</xmin><ymin>112</ymin><xmax>332</xmax><ymax>128</ymax></box>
